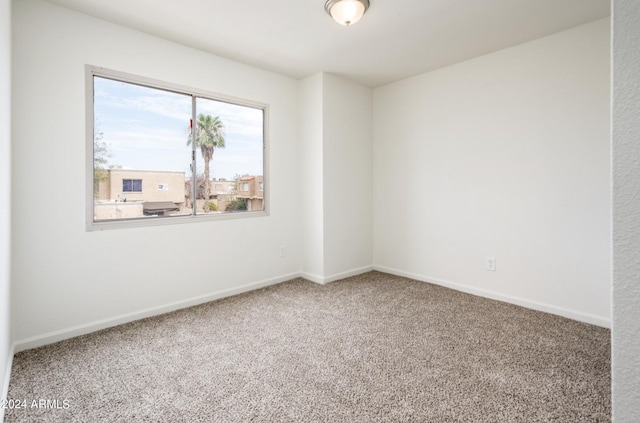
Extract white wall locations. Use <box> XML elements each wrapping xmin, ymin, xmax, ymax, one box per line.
<box><xmin>298</xmin><ymin>73</ymin><xmax>373</xmax><ymax>283</ymax></box>
<box><xmin>322</xmin><ymin>74</ymin><xmax>373</xmax><ymax>278</ymax></box>
<box><xmin>1</xmin><ymin>0</ymin><xmax>12</xmax><ymax>413</ymax></box>
<box><xmin>612</xmin><ymin>0</ymin><xmax>640</xmax><ymax>420</ymax></box>
<box><xmin>373</xmin><ymin>19</ymin><xmax>611</xmax><ymax>326</ymax></box>
<box><xmin>11</xmin><ymin>0</ymin><xmax>301</xmax><ymax>348</ymax></box>
<box><xmin>299</xmin><ymin>74</ymin><xmax>325</xmax><ymax>279</ymax></box>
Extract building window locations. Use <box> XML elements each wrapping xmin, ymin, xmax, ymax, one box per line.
<box><xmin>242</xmin><ymin>183</ymin><xmax>249</xmax><ymax>191</ymax></box>
<box><xmin>259</xmin><ymin>182</ymin><xmax>264</xmax><ymax>191</ymax></box>
<box><xmin>87</xmin><ymin>66</ymin><xmax>268</xmax><ymax>230</ymax></box>
<box><xmin>123</xmin><ymin>179</ymin><xmax>142</xmax><ymax>192</ymax></box>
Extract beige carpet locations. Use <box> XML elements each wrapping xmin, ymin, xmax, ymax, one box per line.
<box><xmin>5</xmin><ymin>272</ymin><xmax>610</xmax><ymax>422</ymax></box>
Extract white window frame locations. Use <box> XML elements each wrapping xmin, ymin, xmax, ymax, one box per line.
<box><xmin>86</xmin><ymin>65</ymin><xmax>269</xmax><ymax>231</ymax></box>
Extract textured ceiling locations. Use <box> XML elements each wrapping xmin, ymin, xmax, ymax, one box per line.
<box><xmin>45</xmin><ymin>0</ymin><xmax>610</xmax><ymax>87</ymax></box>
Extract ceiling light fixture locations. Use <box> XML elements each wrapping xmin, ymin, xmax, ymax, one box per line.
<box><xmin>324</xmin><ymin>0</ymin><xmax>370</xmax><ymax>26</ymax></box>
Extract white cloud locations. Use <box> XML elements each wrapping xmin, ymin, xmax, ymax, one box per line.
<box><xmin>94</xmin><ymin>76</ymin><xmax>264</xmax><ymax>179</ymax></box>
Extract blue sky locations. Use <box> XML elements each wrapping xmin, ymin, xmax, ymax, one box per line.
<box><xmin>94</xmin><ymin>77</ymin><xmax>264</xmax><ymax>180</ymax></box>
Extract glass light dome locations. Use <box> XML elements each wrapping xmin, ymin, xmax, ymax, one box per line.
<box><xmin>325</xmin><ymin>0</ymin><xmax>370</xmax><ymax>26</ymax></box>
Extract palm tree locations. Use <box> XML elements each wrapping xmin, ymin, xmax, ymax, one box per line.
<box><xmin>188</xmin><ymin>114</ymin><xmax>226</xmax><ymax>201</ymax></box>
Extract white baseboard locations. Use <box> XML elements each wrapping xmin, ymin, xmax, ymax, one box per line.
<box><xmin>13</xmin><ymin>272</ymin><xmax>300</xmax><ymax>353</ymax></box>
<box><xmin>324</xmin><ymin>266</ymin><xmax>374</xmax><ymax>284</ymax></box>
<box><xmin>12</xmin><ymin>264</ymin><xmax>608</xmax><ymax>355</ymax></box>
<box><xmin>1</xmin><ymin>341</ymin><xmax>15</xmax><ymax>421</ymax></box>
<box><xmin>299</xmin><ymin>271</ymin><xmax>324</xmax><ymax>284</ymax></box>
<box><xmin>301</xmin><ymin>265</ymin><xmax>373</xmax><ymax>285</ymax></box>
<box><xmin>373</xmin><ymin>265</ymin><xmax>611</xmax><ymax>328</ymax></box>
<box><xmin>13</xmin><ymin>266</ymin><xmax>375</xmax><ymax>352</ymax></box>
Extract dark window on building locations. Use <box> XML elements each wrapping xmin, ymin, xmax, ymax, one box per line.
<box><xmin>123</xmin><ymin>179</ymin><xmax>142</xmax><ymax>192</ymax></box>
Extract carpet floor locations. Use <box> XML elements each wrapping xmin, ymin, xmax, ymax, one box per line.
<box><xmin>4</xmin><ymin>272</ymin><xmax>610</xmax><ymax>422</ymax></box>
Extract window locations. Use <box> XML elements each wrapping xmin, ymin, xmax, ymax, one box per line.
<box><xmin>123</xmin><ymin>179</ymin><xmax>142</xmax><ymax>192</ymax></box>
<box><xmin>87</xmin><ymin>66</ymin><xmax>268</xmax><ymax>230</ymax></box>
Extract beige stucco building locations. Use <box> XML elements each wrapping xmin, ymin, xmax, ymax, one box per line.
<box><xmin>237</xmin><ymin>175</ymin><xmax>264</xmax><ymax>211</ymax></box>
<box><xmin>95</xmin><ymin>168</ymin><xmax>186</xmax><ymax>220</ymax></box>
<box><xmin>95</xmin><ymin>171</ymin><xmax>264</xmax><ymax>218</ymax></box>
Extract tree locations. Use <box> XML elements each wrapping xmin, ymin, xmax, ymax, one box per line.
<box><xmin>225</xmin><ymin>198</ymin><xmax>247</xmax><ymax>212</ymax></box>
<box><xmin>93</xmin><ymin>129</ymin><xmax>110</xmax><ymax>198</ymax></box>
<box><xmin>184</xmin><ymin>173</ymin><xmax>209</xmax><ymax>207</ymax></box>
<box><xmin>188</xmin><ymin>114</ymin><xmax>226</xmax><ymax>200</ymax></box>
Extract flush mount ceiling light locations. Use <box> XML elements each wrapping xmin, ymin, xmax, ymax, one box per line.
<box><xmin>324</xmin><ymin>0</ymin><xmax>370</xmax><ymax>26</ymax></box>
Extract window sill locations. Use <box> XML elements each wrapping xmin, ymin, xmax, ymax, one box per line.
<box><xmin>86</xmin><ymin>209</ymin><xmax>269</xmax><ymax>232</ymax></box>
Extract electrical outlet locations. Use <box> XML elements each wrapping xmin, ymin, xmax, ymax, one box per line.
<box><xmin>486</xmin><ymin>256</ymin><xmax>496</xmax><ymax>272</ymax></box>
<box><xmin>280</xmin><ymin>245</ymin><xmax>286</xmax><ymax>258</ymax></box>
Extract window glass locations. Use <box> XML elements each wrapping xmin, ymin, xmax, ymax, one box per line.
<box><xmin>122</xmin><ymin>179</ymin><xmax>142</xmax><ymax>193</ymax></box>
<box><xmin>89</xmin><ymin>68</ymin><xmax>267</xmax><ymax>229</ymax></box>
<box><xmin>194</xmin><ymin>97</ymin><xmax>264</xmax><ymax>215</ymax></box>
<box><xmin>93</xmin><ymin>76</ymin><xmax>191</xmax><ymax>221</ymax></box>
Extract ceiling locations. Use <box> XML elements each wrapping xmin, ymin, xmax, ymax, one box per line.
<box><xmin>45</xmin><ymin>0</ymin><xmax>610</xmax><ymax>87</ymax></box>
